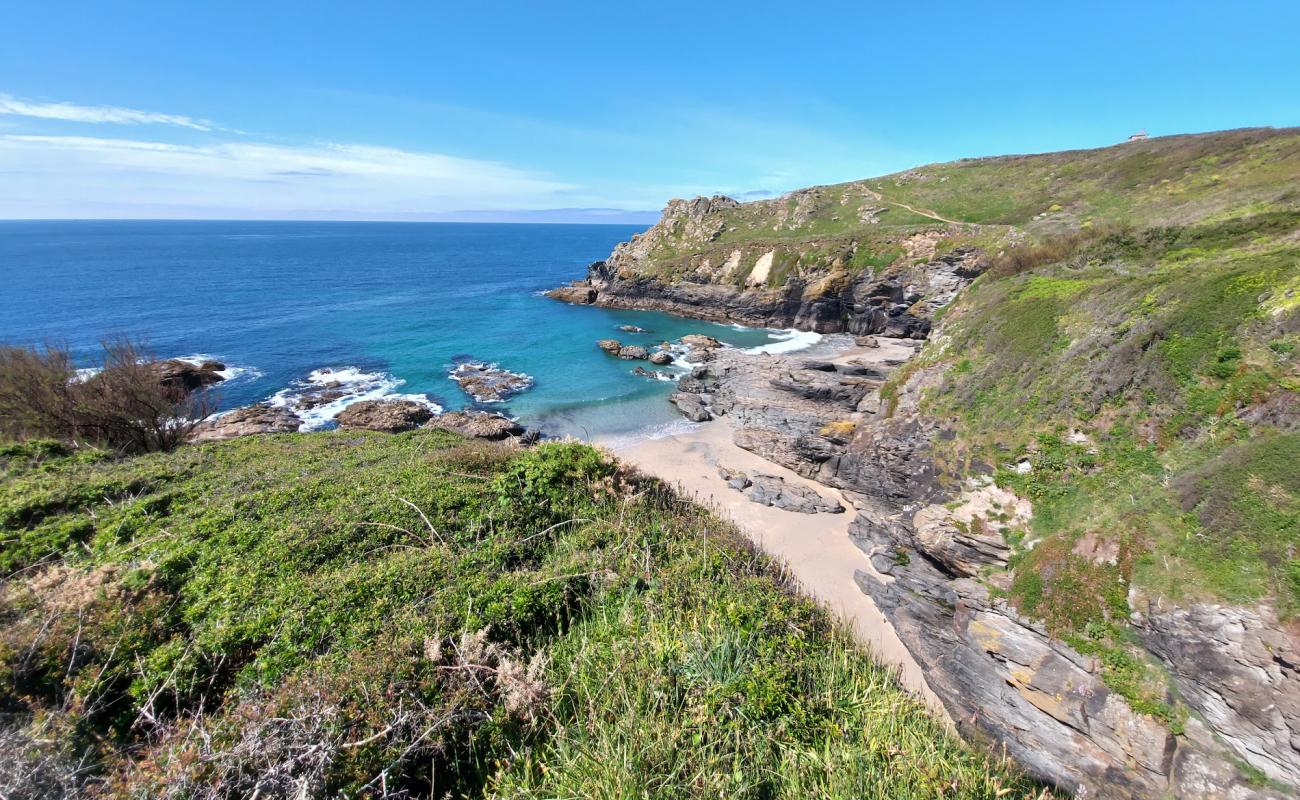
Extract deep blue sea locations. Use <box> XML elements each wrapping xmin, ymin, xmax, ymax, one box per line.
<box><xmin>0</xmin><ymin>220</ymin><xmax>816</xmax><ymax>439</ymax></box>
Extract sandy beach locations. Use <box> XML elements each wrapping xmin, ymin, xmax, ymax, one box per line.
<box><xmin>601</xmin><ymin>412</ymin><xmax>945</xmax><ymax>714</ymax></box>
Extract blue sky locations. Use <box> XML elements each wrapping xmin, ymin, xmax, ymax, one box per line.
<box><xmin>0</xmin><ymin>1</ymin><xmax>1296</xmax><ymax>221</ymax></box>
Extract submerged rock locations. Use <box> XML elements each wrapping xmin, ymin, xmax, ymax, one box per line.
<box><xmin>335</xmin><ymin>399</ymin><xmax>434</xmax><ymax>432</ymax></box>
<box><xmin>617</xmin><ymin>324</ymin><xmax>648</xmax><ymax>333</ymax></box>
<box><xmin>632</xmin><ymin>366</ymin><xmax>670</xmax><ymax>381</ymax></box>
<box><xmin>296</xmin><ymin>389</ymin><xmax>346</xmax><ymax>409</ymax></box>
<box><xmin>427</xmin><ymin>410</ymin><xmax>525</xmax><ymax>440</ymax></box>
<box><xmin>190</xmin><ymin>404</ymin><xmax>301</xmax><ymax>441</ymax></box>
<box><xmin>449</xmin><ymin>361</ymin><xmax>534</xmax><ymax>403</ymax></box>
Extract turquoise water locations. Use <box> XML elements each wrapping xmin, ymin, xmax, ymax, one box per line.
<box><xmin>0</xmin><ymin>220</ymin><xmax>811</xmax><ymax>438</ymax></box>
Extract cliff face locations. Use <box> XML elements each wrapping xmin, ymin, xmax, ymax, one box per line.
<box><xmin>549</xmin><ymin>192</ymin><xmax>980</xmax><ymax>337</ymax></box>
<box><xmin>556</xmin><ymin>127</ymin><xmax>1300</xmax><ymax>799</ymax></box>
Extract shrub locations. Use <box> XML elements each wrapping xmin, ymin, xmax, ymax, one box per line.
<box><xmin>492</xmin><ymin>442</ymin><xmax>619</xmax><ymax>518</ymax></box>
<box><xmin>986</xmin><ymin>225</ymin><xmax>1115</xmax><ymax>278</ymax></box>
<box><xmin>0</xmin><ymin>339</ymin><xmax>209</xmax><ymax>454</ymax></box>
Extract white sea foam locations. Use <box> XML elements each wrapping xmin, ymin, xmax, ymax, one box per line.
<box><xmin>741</xmin><ymin>328</ymin><xmax>822</xmax><ymax>355</ymax></box>
<box><xmin>267</xmin><ymin>366</ymin><xmax>441</xmax><ymax>430</ymax></box>
<box><xmin>174</xmin><ymin>354</ymin><xmax>263</xmax><ymax>383</ymax></box>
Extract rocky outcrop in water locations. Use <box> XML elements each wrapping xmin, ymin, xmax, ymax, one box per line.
<box><xmin>597</xmin><ymin>339</ymin><xmax>661</xmax><ymax>361</ymax></box>
<box><xmin>449</xmin><ymin>361</ymin><xmax>534</xmax><ymax>403</ymax></box>
<box><xmin>152</xmin><ymin>359</ymin><xmax>226</xmax><ymax>392</ymax></box>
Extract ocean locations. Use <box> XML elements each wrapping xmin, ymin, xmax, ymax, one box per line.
<box><xmin>0</xmin><ymin>220</ymin><xmax>818</xmax><ymax>439</ymax></box>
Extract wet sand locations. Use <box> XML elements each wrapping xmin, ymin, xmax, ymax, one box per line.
<box><xmin>600</xmin><ymin>415</ymin><xmax>945</xmax><ymax>715</ymax></box>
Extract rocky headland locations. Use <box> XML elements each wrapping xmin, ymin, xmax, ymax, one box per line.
<box><xmin>561</xmin><ymin>128</ymin><xmax>1300</xmax><ymax>798</ymax></box>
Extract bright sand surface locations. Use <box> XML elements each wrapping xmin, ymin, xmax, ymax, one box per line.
<box><xmin>600</xmin><ymin>416</ymin><xmax>946</xmax><ymax>715</ymax></box>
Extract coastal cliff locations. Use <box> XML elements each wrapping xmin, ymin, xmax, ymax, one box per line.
<box><xmin>547</xmin><ymin>193</ymin><xmax>979</xmax><ymax>338</ymax></box>
<box><xmin>554</xmin><ymin>127</ymin><xmax>1300</xmax><ymax>798</ymax></box>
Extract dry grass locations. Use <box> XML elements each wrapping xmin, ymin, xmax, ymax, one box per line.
<box><xmin>0</xmin><ymin>339</ymin><xmax>209</xmax><ymax>453</ymax></box>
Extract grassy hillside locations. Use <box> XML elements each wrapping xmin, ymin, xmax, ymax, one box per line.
<box><xmin>617</xmin><ymin>128</ymin><xmax>1300</xmax><ymax>293</ymax></box>
<box><xmin>864</xmin><ymin>127</ymin><xmax>1300</xmax><ymax>229</ymax></box>
<box><xmin>0</xmin><ymin>433</ymin><xmax>1047</xmax><ymax>798</ymax></box>
<box><xmin>889</xmin><ymin>201</ymin><xmax>1298</xmax><ymax>726</ymax></box>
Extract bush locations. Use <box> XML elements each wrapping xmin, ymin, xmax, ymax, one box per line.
<box><xmin>0</xmin><ymin>339</ymin><xmax>209</xmax><ymax>453</ymax></box>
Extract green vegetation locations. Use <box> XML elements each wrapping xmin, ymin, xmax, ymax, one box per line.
<box><xmin>912</xmin><ymin>182</ymin><xmax>1299</xmax><ymax>726</ymax></box>
<box><xmin>865</xmin><ymin>128</ymin><xmax>1300</xmax><ymax>228</ymax></box>
<box><xmin>0</xmin><ymin>432</ymin><xmax>1047</xmax><ymax>798</ymax></box>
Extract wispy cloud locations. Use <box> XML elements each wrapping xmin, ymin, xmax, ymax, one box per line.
<box><xmin>0</xmin><ymin>134</ymin><xmax>591</xmax><ymax>218</ymax></box>
<box><xmin>0</xmin><ymin>95</ymin><xmax>213</xmax><ymax>131</ymax></box>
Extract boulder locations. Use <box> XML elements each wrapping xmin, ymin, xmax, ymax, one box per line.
<box><xmin>597</xmin><ymin>339</ymin><xmax>622</xmax><ymax>353</ymax></box>
<box><xmin>739</xmin><ymin>473</ymin><xmax>844</xmax><ymax>514</ymax></box>
<box><xmin>717</xmin><ymin>465</ymin><xmax>752</xmax><ymax>491</ymax></box>
<box><xmin>649</xmin><ymin>351</ymin><xmax>673</xmax><ymax>365</ymax></box>
<box><xmin>335</xmin><ymin>399</ymin><xmax>434</xmax><ymax>432</ymax></box>
<box><xmin>618</xmin><ymin>325</ymin><xmax>648</xmax><ymax>333</ymax></box>
<box><xmin>680</xmin><ymin>334</ymin><xmax>721</xmax><ymax>349</ymax></box>
<box><xmin>617</xmin><ymin>345</ymin><xmax>649</xmax><ymax>360</ymax></box>
<box><xmin>669</xmin><ymin>392</ymin><xmax>712</xmax><ymax>422</ymax></box>
<box><xmin>427</xmin><ymin>410</ymin><xmax>525</xmax><ymax>440</ymax></box>
<box><xmin>449</xmin><ymin>361</ymin><xmax>533</xmax><ymax>403</ymax></box>
<box><xmin>190</xmin><ymin>404</ymin><xmax>301</xmax><ymax>441</ymax></box>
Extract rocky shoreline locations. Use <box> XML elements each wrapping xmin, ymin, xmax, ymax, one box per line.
<box><xmin>627</xmin><ymin>328</ymin><xmax>1293</xmax><ymax>799</ymax></box>
<box><xmin>190</xmin><ymin>360</ymin><xmax>536</xmax><ymax>443</ymax></box>
<box><xmin>544</xmin><ymin>191</ymin><xmax>1299</xmax><ymax>798</ymax></box>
